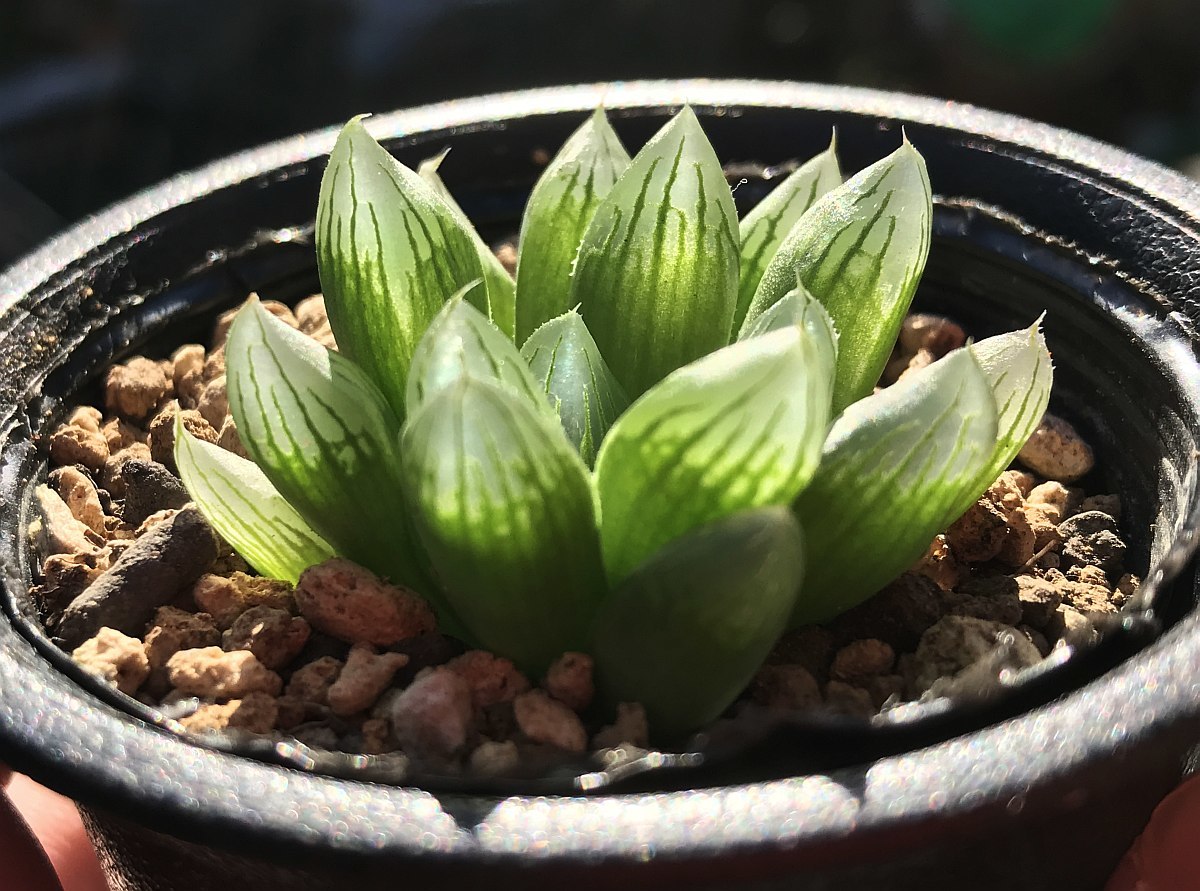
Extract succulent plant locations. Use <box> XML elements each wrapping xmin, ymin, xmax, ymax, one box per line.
<box><xmin>176</xmin><ymin>107</ymin><xmax>1052</xmax><ymax>740</ymax></box>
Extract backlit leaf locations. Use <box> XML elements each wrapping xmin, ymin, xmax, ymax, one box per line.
<box><xmin>174</xmin><ymin>420</ymin><xmax>334</xmax><ymax>584</ymax></box>
<box><xmin>316</xmin><ymin>117</ymin><xmax>483</xmax><ymax>416</ymax></box>
<box><xmin>592</xmin><ymin>507</ymin><xmax>804</xmax><ymax>740</ymax></box>
<box><xmin>572</xmin><ymin>106</ymin><xmax>740</xmax><ymax>398</ymax></box>
<box><xmin>515</xmin><ymin>108</ymin><xmax>630</xmax><ymax>342</ymax></box>
<box><xmin>737</xmin><ymin>282</ymin><xmax>839</xmax><ymax>384</ymax></box>
<box><xmin>400</xmin><ymin>377</ymin><xmax>607</xmax><ymax>672</ymax></box>
<box><xmin>520</xmin><ymin>309</ymin><xmax>629</xmax><ymax>465</ymax></box>
<box><xmin>594</xmin><ymin>326</ymin><xmax>833</xmax><ymax>584</ymax></box>
<box><xmin>224</xmin><ymin>298</ymin><xmax>441</xmax><ymax>601</ymax></box>
<box><xmin>741</xmin><ymin>140</ymin><xmax>932</xmax><ymax>413</ymax></box>
<box><xmin>792</xmin><ymin>348</ymin><xmax>998</xmax><ymax>625</ymax></box>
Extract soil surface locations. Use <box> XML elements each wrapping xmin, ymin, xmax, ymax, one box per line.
<box><xmin>29</xmin><ymin>293</ymin><xmax>1138</xmax><ymax>777</ymax></box>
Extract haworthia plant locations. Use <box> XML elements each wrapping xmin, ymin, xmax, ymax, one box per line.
<box><xmin>177</xmin><ymin>107</ymin><xmax>1055</xmax><ymax>740</ymax></box>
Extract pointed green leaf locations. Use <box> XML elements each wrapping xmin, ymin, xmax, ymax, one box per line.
<box><xmin>959</xmin><ymin>321</ymin><xmax>1054</xmax><ymax>510</ymax></box>
<box><xmin>405</xmin><ymin>285</ymin><xmax>550</xmax><ymax>416</ymax></box>
<box><xmin>418</xmin><ymin>150</ymin><xmax>517</xmax><ymax>339</ymax></box>
<box><xmin>791</xmin><ymin>348</ymin><xmax>998</xmax><ymax>626</ymax></box>
<box><xmin>736</xmin><ymin>136</ymin><xmax>841</xmax><ymax>330</ymax></box>
<box><xmin>520</xmin><ymin>309</ymin><xmax>630</xmax><ymax>466</ymax></box>
<box><xmin>594</xmin><ymin>326</ymin><xmax>833</xmax><ymax>584</ymax></box>
<box><xmin>225</xmin><ymin>298</ymin><xmax>442</xmax><ymax>603</ymax></box>
<box><xmin>571</xmin><ymin>106</ymin><xmax>740</xmax><ymax>398</ymax></box>
<box><xmin>316</xmin><ymin>116</ymin><xmax>484</xmax><ymax>416</ymax></box>
<box><xmin>514</xmin><ymin>108</ymin><xmax>631</xmax><ymax>342</ymax></box>
<box><xmin>738</xmin><ymin>282</ymin><xmax>839</xmax><ymax>382</ymax></box>
<box><xmin>400</xmin><ymin>377</ymin><xmax>607</xmax><ymax>672</ymax></box>
<box><xmin>174</xmin><ymin>421</ymin><xmax>335</xmax><ymax>584</ymax></box>
<box><xmin>593</xmin><ymin>507</ymin><xmax>804</xmax><ymax>740</ymax></box>
<box><xmin>740</xmin><ymin>141</ymin><xmax>932</xmax><ymax>413</ymax></box>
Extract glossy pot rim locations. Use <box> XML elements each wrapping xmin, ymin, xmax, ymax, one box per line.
<box><xmin>2</xmin><ymin>79</ymin><xmax>1200</xmax><ymax>868</ymax></box>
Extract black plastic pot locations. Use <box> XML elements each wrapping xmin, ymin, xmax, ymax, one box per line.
<box><xmin>3</xmin><ymin>80</ymin><xmax>1200</xmax><ymax>891</ymax></box>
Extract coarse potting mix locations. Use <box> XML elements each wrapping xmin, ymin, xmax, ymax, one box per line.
<box><xmin>27</xmin><ymin>240</ymin><xmax>1138</xmax><ymax>777</ymax></box>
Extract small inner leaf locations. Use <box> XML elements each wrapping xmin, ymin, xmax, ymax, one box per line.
<box><xmin>316</xmin><ymin>116</ymin><xmax>484</xmax><ymax>417</ymax></box>
<box><xmin>592</xmin><ymin>506</ymin><xmax>805</xmax><ymax>741</ymax></box>
<box><xmin>400</xmin><ymin>377</ymin><xmax>607</xmax><ymax>672</ymax></box>
<box><xmin>736</xmin><ymin>136</ymin><xmax>841</xmax><ymax>331</ymax></box>
<box><xmin>418</xmin><ymin>150</ymin><xmax>517</xmax><ymax>339</ymax></box>
<box><xmin>174</xmin><ymin>419</ymin><xmax>335</xmax><ymax>584</ymax></box>
<box><xmin>405</xmin><ymin>285</ymin><xmax>551</xmax><ymax>417</ymax></box>
<box><xmin>791</xmin><ymin>348</ymin><xmax>998</xmax><ymax>626</ymax></box>
<box><xmin>514</xmin><ymin>108</ymin><xmax>631</xmax><ymax>343</ymax></box>
<box><xmin>738</xmin><ymin>282</ymin><xmax>839</xmax><ymax>383</ymax></box>
<box><xmin>225</xmin><ymin>298</ymin><xmax>440</xmax><ymax>600</ymax></box>
<box><xmin>594</xmin><ymin>326</ymin><xmax>833</xmax><ymax>584</ymax></box>
<box><xmin>571</xmin><ymin>106</ymin><xmax>740</xmax><ymax>398</ymax></box>
<box><xmin>740</xmin><ymin>140</ymin><xmax>932</xmax><ymax>413</ymax></box>
<box><xmin>520</xmin><ymin>309</ymin><xmax>630</xmax><ymax>466</ymax></box>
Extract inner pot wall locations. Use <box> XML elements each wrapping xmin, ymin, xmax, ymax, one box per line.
<box><xmin>2</xmin><ymin>81</ymin><xmax>1200</xmax><ymax>890</ymax></box>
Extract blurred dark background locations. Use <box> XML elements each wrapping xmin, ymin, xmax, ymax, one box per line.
<box><xmin>3</xmin><ymin>0</ymin><xmax>1200</xmax><ymax>267</ymax></box>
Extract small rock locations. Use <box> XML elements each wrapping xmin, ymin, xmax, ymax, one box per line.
<box><xmin>48</xmin><ymin>423</ymin><xmax>109</xmax><ymax>473</ymax></box>
<box><xmin>912</xmin><ymin>534</ymin><xmax>961</xmax><ymax>591</ymax></box>
<box><xmin>996</xmin><ymin>506</ymin><xmax>1036</xmax><ymax>566</ymax></box>
<box><xmin>101</xmin><ymin>443</ymin><xmax>153</xmax><ymax>498</ymax></box>
<box><xmin>469</xmin><ymin>739</ymin><xmax>520</xmax><ymax>775</ymax></box>
<box><xmin>143</xmin><ymin>606</ymin><xmax>221</xmax><ymax>672</ymax></box>
<box><xmin>829</xmin><ymin>639</ymin><xmax>895</xmax><ymax>682</ymax></box>
<box><xmin>121</xmin><ymin>459</ymin><xmax>191</xmax><ymax>526</ymax></box>
<box><xmin>1116</xmin><ymin>574</ymin><xmax>1141</xmax><ymax>598</ymax></box>
<box><xmin>1052</xmin><ymin>605</ymin><xmax>1100</xmax><ymax>648</ymax></box>
<box><xmin>1057</xmin><ymin>511</ymin><xmax>1126</xmax><ymax>576</ymax></box>
<box><xmin>830</xmin><ymin>572</ymin><xmax>943</xmax><ymax>652</ymax></box>
<box><xmin>512</xmin><ymin>689</ymin><xmax>587</xmax><ymax>753</ymax></box>
<box><xmin>66</xmin><ymin>406</ymin><xmax>103</xmax><ymax>433</ymax></box>
<box><xmin>72</xmin><ymin>627</ymin><xmax>149</xmax><ymax>695</ymax></box>
<box><xmin>1065</xmin><ymin>564</ymin><xmax>1110</xmax><ymax>587</ymax></box>
<box><xmin>31</xmin><ymin>485</ymin><xmax>102</xmax><ymax>559</ymax></box>
<box><xmin>50</xmin><ymin>466</ymin><xmax>106</xmax><ymax>536</ymax></box>
<box><xmin>106</xmin><ymin>357</ymin><xmax>171</xmax><ymax>420</ymax></box>
<box><xmin>389</xmin><ymin>667</ymin><xmax>474</xmax><ymax>759</ymax></box>
<box><xmin>148</xmin><ymin>403</ymin><xmax>218</xmax><ymax>471</ymax></box>
<box><xmin>864</xmin><ymin>674</ymin><xmax>906</xmax><ymax>709</ymax></box>
<box><xmin>898</xmin><ymin>313</ymin><xmax>966</xmax><ymax>357</ymax></box>
<box><xmin>358</xmin><ymin>717</ymin><xmax>394</xmax><ymax>754</ymax></box>
<box><xmin>171</xmin><ymin>344</ymin><xmax>206</xmax><ymax>400</ymax></box>
<box><xmin>216</xmin><ymin>417</ymin><xmax>250</xmax><ymax>459</ymax></box>
<box><xmin>1019</xmin><ymin>624</ymin><xmax>1052</xmax><ymax>657</ymax></box>
<box><xmin>179</xmin><ymin>692</ymin><xmax>278</xmax><ymax>735</ymax></box>
<box><xmin>198</xmin><ymin>375</ymin><xmax>229</xmax><ymax>429</ymax></box>
<box><xmin>944</xmin><ymin>576</ymin><xmax>1024</xmax><ymax>626</ymax></box>
<box><xmin>1027</xmin><ymin>481</ymin><xmax>1079</xmax><ymax>519</ymax></box>
<box><xmin>203</xmin><ymin>348</ymin><xmax>226</xmax><ymax>383</ymax></box>
<box><xmin>57</xmin><ymin>506</ymin><xmax>219</xmax><ymax>648</ymax></box>
<box><xmin>911</xmin><ymin>616</ymin><xmax>1042</xmax><ymax>695</ymax></box>
<box><xmin>1014</xmin><ymin>575</ymin><xmax>1063</xmax><ymax>628</ymax></box>
<box><xmin>34</xmin><ymin>553</ymin><xmax>104</xmax><ymax>620</ymax></box>
<box><xmin>823</xmin><ymin>681</ymin><xmax>876</xmax><ymax>718</ymax></box>
<box><xmin>944</xmin><ymin>498</ymin><xmax>1009</xmax><ymax>563</ymax></box>
<box><xmin>222</xmin><ymin>606</ymin><xmax>311</xmax><ymax>670</ymax></box>
<box><xmin>295</xmin><ymin>558</ymin><xmax>436</xmax><ymax>645</ymax></box>
<box><xmin>543</xmin><ymin>652</ymin><xmax>594</xmax><ymax>711</ymax></box>
<box><xmin>493</xmin><ymin>242</ymin><xmax>518</xmax><ymax>277</ymax></box>
<box><xmin>101</xmin><ymin>417</ymin><xmax>146</xmax><ymax>452</ymax></box>
<box><xmin>766</xmin><ymin>625</ymin><xmax>834</xmax><ymax>681</ymax></box>
<box><xmin>327</xmin><ymin>644</ymin><xmax>409</xmax><ymax>716</ymax></box>
<box><xmin>1018</xmin><ymin>414</ymin><xmax>1094</xmax><ymax>483</ymax></box>
<box><xmin>1061</xmin><ymin>581</ymin><xmax>1117</xmax><ymax>617</ymax></box>
<box><xmin>192</xmin><ymin>571</ymin><xmax>295</xmax><ymax>629</ymax></box>
<box><xmin>593</xmin><ymin>702</ymin><xmax>650</xmax><ymax>749</ymax></box>
<box><xmin>750</xmin><ymin>664</ymin><xmax>821</xmax><ymax>710</ymax></box>
<box><xmin>167</xmin><ymin>647</ymin><xmax>283</xmax><ymax>699</ymax></box>
<box><xmin>445</xmin><ymin>650</ymin><xmax>530</xmax><ymax>708</ymax></box>
<box><xmin>1079</xmin><ymin>494</ymin><xmax>1121</xmax><ymax>521</ymax></box>
<box><xmin>285</xmin><ymin>656</ymin><xmax>344</xmax><ymax>704</ymax></box>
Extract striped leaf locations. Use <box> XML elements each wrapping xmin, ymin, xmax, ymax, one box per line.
<box><xmin>520</xmin><ymin>309</ymin><xmax>629</xmax><ymax>466</ymax></box>
<box><xmin>405</xmin><ymin>285</ymin><xmax>551</xmax><ymax>417</ymax></box>
<box><xmin>571</xmin><ymin>106</ymin><xmax>740</xmax><ymax>398</ymax></box>
<box><xmin>400</xmin><ymin>377</ymin><xmax>607</xmax><ymax>672</ymax></box>
<box><xmin>592</xmin><ymin>507</ymin><xmax>804</xmax><ymax>740</ymax></box>
<box><xmin>736</xmin><ymin>136</ymin><xmax>841</xmax><ymax>330</ymax></box>
<box><xmin>316</xmin><ymin>116</ymin><xmax>484</xmax><ymax>417</ymax></box>
<box><xmin>514</xmin><ymin>108</ymin><xmax>630</xmax><ymax>342</ymax></box>
<box><xmin>960</xmin><ymin>321</ymin><xmax>1054</xmax><ymax>511</ymax></box>
<box><xmin>225</xmin><ymin>297</ymin><xmax>440</xmax><ymax>602</ymax></box>
<box><xmin>738</xmin><ymin>282</ymin><xmax>839</xmax><ymax>386</ymax></box>
<box><xmin>740</xmin><ymin>140</ymin><xmax>932</xmax><ymax>413</ymax></box>
<box><xmin>594</xmin><ymin>326</ymin><xmax>833</xmax><ymax>584</ymax></box>
<box><xmin>174</xmin><ymin>421</ymin><xmax>334</xmax><ymax>584</ymax></box>
<box><xmin>791</xmin><ymin>348</ymin><xmax>998</xmax><ymax>626</ymax></box>
<box><xmin>418</xmin><ymin>150</ymin><xmax>517</xmax><ymax>339</ymax></box>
